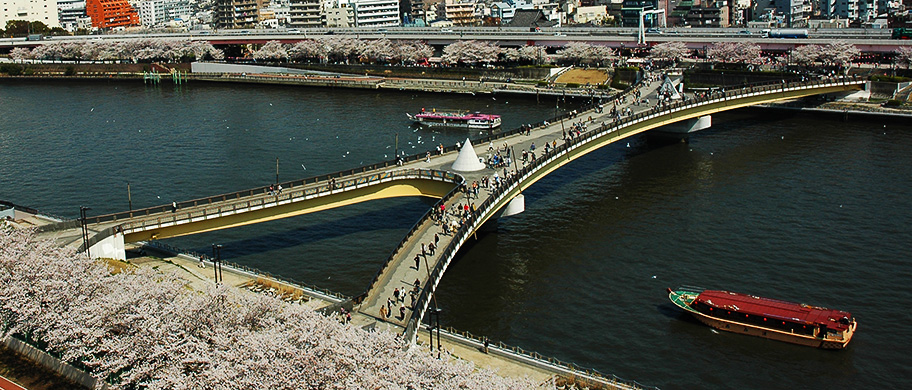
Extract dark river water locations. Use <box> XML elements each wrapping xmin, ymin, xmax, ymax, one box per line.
<box><xmin>2</xmin><ymin>80</ymin><xmax>910</xmax><ymax>389</ymax></box>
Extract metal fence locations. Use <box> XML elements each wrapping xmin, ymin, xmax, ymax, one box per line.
<box><xmin>432</xmin><ymin>325</ymin><xmax>661</xmax><ymax>390</ymax></box>
<box><xmin>142</xmin><ymin>240</ymin><xmax>349</xmax><ymax>302</ymax></box>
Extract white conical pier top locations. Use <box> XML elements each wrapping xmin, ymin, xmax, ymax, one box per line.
<box><xmin>451</xmin><ymin>138</ymin><xmax>485</xmax><ymax>172</ymax></box>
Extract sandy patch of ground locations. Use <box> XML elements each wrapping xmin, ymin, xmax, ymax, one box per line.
<box><xmin>555</xmin><ymin>68</ymin><xmax>609</xmax><ymax>84</ymax></box>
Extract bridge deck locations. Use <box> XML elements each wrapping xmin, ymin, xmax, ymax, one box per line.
<box><xmin>358</xmin><ymin>73</ymin><xmax>667</xmax><ymax>326</ymax></box>
<box><xmin>357</xmin><ymin>76</ymin><xmax>866</xmax><ymax>335</ymax></box>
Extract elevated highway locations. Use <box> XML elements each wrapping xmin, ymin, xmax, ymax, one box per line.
<box><xmin>2</xmin><ymin>27</ymin><xmax>908</xmax><ymax>53</ymax></box>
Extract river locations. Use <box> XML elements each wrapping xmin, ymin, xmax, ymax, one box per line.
<box><xmin>1</xmin><ymin>80</ymin><xmax>910</xmax><ymax>389</ymax></box>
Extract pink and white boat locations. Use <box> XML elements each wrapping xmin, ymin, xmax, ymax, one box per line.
<box><xmin>407</xmin><ymin>109</ymin><xmax>501</xmax><ymax>130</ymax></box>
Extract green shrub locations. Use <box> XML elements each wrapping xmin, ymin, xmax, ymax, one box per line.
<box><xmin>610</xmin><ymin>79</ymin><xmax>629</xmax><ymax>89</ymax></box>
<box><xmin>884</xmin><ymin>99</ymin><xmax>903</xmax><ymax>107</ymax></box>
<box><xmin>565</xmin><ymin>82</ymin><xmax>580</xmax><ymax>88</ymax></box>
<box><xmin>871</xmin><ymin>75</ymin><xmax>911</xmax><ymax>83</ymax></box>
<box><xmin>537</xmin><ymin>81</ymin><xmax>549</xmax><ymax>87</ymax></box>
<box><xmin>0</xmin><ymin>64</ymin><xmax>23</xmax><ymax>75</ymax></box>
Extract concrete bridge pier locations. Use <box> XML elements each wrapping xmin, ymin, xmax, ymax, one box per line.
<box><xmin>478</xmin><ymin>194</ymin><xmax>525</xmax><ymax>232</ymax></box>
<box><xmin>648</xmin><ymin>114</ymin><xmax>712</xmax><ymax>142</ymax></box>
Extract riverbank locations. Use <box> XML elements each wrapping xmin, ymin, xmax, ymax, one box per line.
<box><xmin>760</xmin><ymin>100</ymin><xmax>912</xmax><ymax>119</ymax></box>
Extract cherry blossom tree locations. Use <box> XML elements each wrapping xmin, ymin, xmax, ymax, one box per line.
<box><xmin>790</xmin><ymin>44</ymin><xmax>821</xmax><ymax>66</ymax></box>
<box><xmin>518</xmin><ymin>45</ymin><xmax>547</xmax><ymax>64</ymax></box>
<box><xmin>289</xmin><ymin>39</ymin><xmax>328</xmax><ymax>63</ymax></box>
<box><xmin>322</xmin><ymin>37</ymin><xmax>365</xmax><ymax>64</ymax></box>
<box><xmin>253</xmin><ymin>40</ymin><xmax>289</xmax><ymax>62</ymax></box>
<box><xmin>8</xmin><ymin>47</ymin><xmax>31</xmax><ymax>62</ymax></box>
<box><xmin>0</xmin><ymin>228</ymin><xmax>543</xmax><ymax>390</ymax></box>
<box><xmin>556</xmin><ymin>42</ymin><xmax>593</xmax><ymax>64</ymax></box>
<box><xmin>818</xmin><ymin>40</ymin><xmax>859</xmax><ymax>68</ymax></box>
<box><xmin>390</xmin><ymin>41</ymin><xmax>433</xmax><ymax>65</ymax></box>
<box><xmin>442</xmin><ymin>40</ymin><xmax>501</xmax><ymax>64</ymax></box>
<box><xmin>360</xmin><ymin>38</ymin><xmax>395</xmax><ymax>63</ymax></box>
<box><xmin>501</xmin><ymin>47</ymin><xmax>522</xmax><ymax>63</ymax></box>
<box><xmin>896</xmin><ymin>46</ymin><xmax>912</xmax><ymax>68</ymax></box>
<box><xmin>648</xmin><ymin>41</ymin><xmax>690</xmax><ymax>62</ymax></box>
<box><xmin>708</xmin><ymin>42</ymin><xmax>761</xmax><ymax>64</ymax></box>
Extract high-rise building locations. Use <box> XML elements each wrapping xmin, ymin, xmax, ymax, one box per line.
<box><xmin>444</xmin><ymin>0</ymin><xmax>479</xmax><ymax>26</ymax></box>
<box><xmin>216</xmin><ymin>0</ymin><xmax>260</xmax><ymax>28</ymax></box>
<box><xmin>86</xmin><ymin>0</ymin><xmax>139</xmax><ymax>29</ymax></box>
<box><xmin>288</xmin><ymin>0</ymin><xmax>322</xmax><ymax>27</ymax></box>
<box><xmin>0</xmin><ymin>0</ymin><xmax>60</xmax><ymax>28</ymax></box>
<box><xmin>57</xmin><ymin>0</ymin><xmax>88</xmax><ymax>31</ymax></box>
<box><xmin>352</xmin><ymin>0</ymin><xmax>399</xmax><ymax>27</ymax></box>
<box><xmin>138</xmin><ymin>0</ymin><xmax>191</xmax><ymax>27</ymax></box>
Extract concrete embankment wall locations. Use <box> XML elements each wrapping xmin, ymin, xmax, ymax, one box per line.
<box><xmin>191</xmin><ymin>62</ymin><xmax>338</xmax><ymax>76</ymax></box>
<box><xmin>1</xmin><ymin>337</ymin><xmax>104</xmax><ymax>389</ymax></box>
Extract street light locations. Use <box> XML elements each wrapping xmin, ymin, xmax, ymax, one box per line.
<box><xmin>211</xmin><ymin>244</ymin><xmax>223</xmax><ymax>284</ymax></box>
<box><xmin>79</xmin><ymin>206</ymin><xmax>91</xmax><ymax>257</ymax></box>
<box><xmin>432</xmin><ymin>307</ymin><xmax>442</xmax><ymax>358</ymax></box>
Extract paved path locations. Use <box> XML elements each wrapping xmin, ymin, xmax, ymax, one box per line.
<box><xmin>0</xmin><ymin>375</ymin><xmax>26</xmax><ymax>390</ymax></box>
<box><xmin>358</xmin><ymin>72</ymin><xmax>666</xmax><ymax>328</ymax></box>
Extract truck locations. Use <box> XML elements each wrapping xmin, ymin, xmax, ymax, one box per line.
<box><xmin>763</xmin><ymin>29</ymin><xmax>809</xmax><ymax>39</ymax></box>
<box><xmin>892</xmin><ymin>28</ymin><xmax>912</xmax><ymax>40</ymax></box>
<box><xmin>26</xmin><ymin>34</ymin><xmax>44</xmax><ymax>41</ymax></box>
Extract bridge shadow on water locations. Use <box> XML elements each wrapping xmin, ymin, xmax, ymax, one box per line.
<box><xmin>166</xmin><ymin>197</ymin><xmax>431</xmax><ymax>260</ymax></box>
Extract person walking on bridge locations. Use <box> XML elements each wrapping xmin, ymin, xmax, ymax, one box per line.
<box><xmin>415</xmin><ymin>254</ymin><xmax>421</xmax><ymax>270</ymax></box>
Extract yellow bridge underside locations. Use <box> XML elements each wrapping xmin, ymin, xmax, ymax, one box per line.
<box><xmin>120</xmin><ymin>179</ymin><xmax>456</xmax><ymax>242</ymax></box>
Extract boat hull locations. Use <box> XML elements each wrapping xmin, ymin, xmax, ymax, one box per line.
<box><xmin>416</xmin><ymin>118</ymin><xmax>501</xmax><ymax>130</ymax></box>
<box><xmin>667</xmin><ymin>288</ymin><xmax>856</xmax><ymax>349</ymax></box>
<box><xmin>688</xmin><ymin>310</ymin><xmax>856</xmax><ymax>349</ymax></box>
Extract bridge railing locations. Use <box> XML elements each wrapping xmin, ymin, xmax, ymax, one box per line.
<box><xmin>354</xmin><ymin>171</ymin><xmax>465</xmax><ymax>306</ymax></box>
<box><xmin>405</xmin><ymin>75</ymin><xmax>861</xmax><ymax>341</ymax></box>
<box><xmin>37</xmin><ymin>162</ymin><xmax>460</xmax><ymax>232</ymax></box>
<box><xmin>404</xmin><ymin>82</ymin><xmax>650</xmax><ymax>339</ymax></box>
<box><xmin>111</xmin><ymin>168</ymin><xmax>462</xmax><ymax>233</ymax></box>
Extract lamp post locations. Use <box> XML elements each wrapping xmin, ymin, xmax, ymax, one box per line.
<box><xmin>211</xmin><ymin>244</ymin><xmax>223</xmax><ymax>284</ymax></box>
<box><xmin>432</xmin><ymin>307</ymin><xmax>442</xmax><ymax>358</ymax></box>
<box><xmin>79</xmin><ymin>206</ymin><xmax>91</xmax><ymax>257</ymax></box>
<box><xmin>275</xmin><ymin>157</ymin><xmax>279</xmax><ymax>186</ymax></box>
<box><xmin>127</xmin><ymin>182</ymin><xmax>132</xmax><ymax>211</ymax></box>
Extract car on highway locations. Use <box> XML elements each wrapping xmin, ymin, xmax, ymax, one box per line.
<box><xmin>646</xmin><ymin>28</ymin><xmax>662</xmax><ymax>34</ymax></box>
<box><xmin>738</xmin><ymin>30</ymin><xmax>752</xmax><ymax>35</ymax></box>
<box><xmin>440</xmin><ymin>28</ymin><xmax>453</xmax><ymax>33</ymax></box>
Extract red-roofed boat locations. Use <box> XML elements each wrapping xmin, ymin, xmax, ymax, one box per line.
<box><xmin>407</xmin><ymin>108</ymin><xmax>501</xmax><ymax>129</ymax></box>
<box><xmin>667</xmin><ymin>286</ymin><xmax>857</xmax><ymax>349</ymax></box>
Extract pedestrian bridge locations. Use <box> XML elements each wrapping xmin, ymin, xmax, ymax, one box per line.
<box><xmin>37</xmin><ymin>169</ymin><xmax>462</xmax><ymax>247</ymax></box>
<box><xmin>40</xmin><ymin>76</ymin><xmax>864</xmax><ymax>341</ymax></box>
<box><xmin>353</xmin><ymin>77</ymin><xmax>866</xmax><ymax>341</ymax></box>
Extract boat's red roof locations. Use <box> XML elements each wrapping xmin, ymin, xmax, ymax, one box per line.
<box><xmin>696</xmin><ymin>290</ymin><xmax>853</xmax><ymax>331</ymax></box>
<box><xmin>415</xmin><ymin>112</ymin><xmax>500</xmax><ymax>121</ymax></box>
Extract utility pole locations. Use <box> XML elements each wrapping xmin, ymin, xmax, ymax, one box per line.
<box><xmin>275</xmin><ymin>157</ymin><xmax>279</xmax><ymax>185</ymax></box>
<box><xmin>127</xmin><ymin>182</ymin><xmax>132</xmax><ymax>211</ymax></box>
